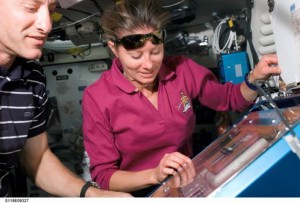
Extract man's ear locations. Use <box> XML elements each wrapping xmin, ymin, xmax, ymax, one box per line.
<box><xmin>107</xmin><ymin>41</ymin><xmax>118</xmax><ymax>57</ymax></box>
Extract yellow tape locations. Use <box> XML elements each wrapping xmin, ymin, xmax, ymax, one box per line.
<box><xmin>68</xmin><ymin>47</ymin><xmax>83</xmax><ymax>55</ymax></box>
<box><xmin>228</xmin><ymin>19</ymin><xmax>234</xmax><ymax>28</ymax></box>
<box><xmin>51</xmin><ymin>12</ymin><xmax>63</xmax><ymax>22</ymax></box>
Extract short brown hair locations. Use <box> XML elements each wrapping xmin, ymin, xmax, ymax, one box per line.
<box><xmin>101</xmin><ymin>0</ymin><xmax>171</xmax><ymax>41</ymax></box>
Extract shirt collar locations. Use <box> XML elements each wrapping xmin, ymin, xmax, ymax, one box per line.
<box><xmin>111</xmin><ymin>58</ymin><xmax>137</xmax><ymax>94</ymax></box>
<box><xmin>6</xmin><ymin>58</ymin><xmax>32</xmax><ymax>81</ymax></box>
<box><xmin>158</xmin><ymin>59</ymin><xmax>176</xmax><ymax>81</ymax></box>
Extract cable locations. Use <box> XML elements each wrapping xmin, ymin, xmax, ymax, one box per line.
<box><xmin>245</xmin><ymin>1</ymin><xmax>259</xmax><ymax>65</ymax></box>
<box><xmin>161</xmin><ymin>0</ymin><xmax>186</xmax><ymax>8</ymax></box>
<box><xmin>63</xmin><ymin>12</ymin><xmax>101</xmax><ymax>27</ymax></box>
<box><xmin>255</xmin><ymin>81</ymin><xmax>297</xmax><ymax>138</ymax></box>
<box><xmin>212</xmin><ymin>17</ymin><xmax>238</xmax><ymax>55</ymax></box>
<box><xmin>90</xmin><ymin>0</ymin><xmax>104</xmax><ymax>14</ymax></box>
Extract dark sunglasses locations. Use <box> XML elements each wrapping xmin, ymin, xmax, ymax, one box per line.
<box><xmin>114</xmin><ymin>30</ymin><xmax>165</xmax><ymax>50</ymax></box>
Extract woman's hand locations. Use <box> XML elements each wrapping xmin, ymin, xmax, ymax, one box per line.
<box><xmin>153</xmin><ymin>152</ymin><xmax>195</xmax><ymax>186</ymax></box>
<box><xmin>249</xmin><ymin>54</ymin><xmax>281</xmax><ymax>83</ymax></box>
<box><xmin>241</xmin><ymin>54</ymin><xmax>282</xmax><ymax>101</ymax></box>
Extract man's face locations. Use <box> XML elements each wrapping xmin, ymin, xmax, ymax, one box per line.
<box><xmin>0</xmin><ymin>0</ymin><xmax>58</xmax><ymax>60</ymax></box>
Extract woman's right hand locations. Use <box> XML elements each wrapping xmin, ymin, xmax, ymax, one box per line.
<box><xmin>153</xmin><ymin>152</ymin><xmax>195</xmax><ymax>186</ymax></box>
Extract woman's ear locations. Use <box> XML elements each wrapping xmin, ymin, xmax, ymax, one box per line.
<box><xmin>107</xmin><ymin>41</ymin><xmax>118</xmax><ymax>57</ymax></box>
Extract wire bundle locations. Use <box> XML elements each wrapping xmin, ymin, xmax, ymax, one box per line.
<box><xmin>212</xmin><ymin>17</ymin><xmax>238</xmax><ymax>55</ymax></box>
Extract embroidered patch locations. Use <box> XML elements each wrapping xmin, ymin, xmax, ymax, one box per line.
<box><xmin>178</xmin><ymin>91</ymin><xmax>191</xmax><ymax>113</ymax></box>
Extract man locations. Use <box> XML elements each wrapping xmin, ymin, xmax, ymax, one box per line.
<box><xmin>0</xmin><ymin>0</ymin><xmax>131</xmax><ymax>197</ymax></box>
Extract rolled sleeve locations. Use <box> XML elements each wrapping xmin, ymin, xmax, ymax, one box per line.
<box><xmin>181</xmin><ymin>57</ymin><xmax>252</xmax><ymax>112</ymax></box>
<box><xmin>82</xmin><ymin>90</ymin><xmax>120</xmax><ymax>190</ymax></box>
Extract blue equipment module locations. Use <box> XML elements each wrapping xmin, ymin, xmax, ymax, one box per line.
<box><xmin>220</xmin><ymin>51</ymin><xmax>250</xmax><ymax>84</ymax></box>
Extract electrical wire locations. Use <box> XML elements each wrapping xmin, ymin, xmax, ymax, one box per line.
<box><xmin>255</xmin><ymin>81</ymin><xmax>297</xmax><ymax>138</ymax></box>
<box><xmin>245</xmin><ymin>2</ymin><xmax>259</xmax><ymax>65</ymax></box>
<box><xmin>212</xmin><ymin>17</ymin><xmax>238</xmax><ymax>55</ymax></box>
<box><xmin>80</xmin><ymin>44</ymin><xmax>92</xmax><ymax>56</ymax></box>
<box><xmin>161</xmin><ymin>0</ymin><xmax>186</xmax><ymax>8</ymax></box>
<box><xmin>90</xmin><ymin>0</ymin><xmax>104</xmax><ymax>15</ymax></box>
<box><xmin>63</xmin><ymin>12</ymin><xmax>101</xmax><ymax>27</ymax></box>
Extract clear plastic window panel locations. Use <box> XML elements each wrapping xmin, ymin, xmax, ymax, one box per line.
<box><xmin>150</xmin><ymin>105</ymin><xmax>300</xmax><ymax>197</ymax></box>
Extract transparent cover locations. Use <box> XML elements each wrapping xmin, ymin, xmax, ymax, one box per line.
<box><xmin>150</xmin><ymin>106</ymin><xmax>300</xmax><ymax>197</ymax></box>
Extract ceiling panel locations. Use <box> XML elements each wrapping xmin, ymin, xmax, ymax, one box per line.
<box><xmin>54</xmin><ymin>0</ymin><xmax>248</xmax><ymax>28</ymax></box>
<box><xmin>50</xmin><ymin>0</ymin><xmax>249</xmax><ymax>42</ymax></box>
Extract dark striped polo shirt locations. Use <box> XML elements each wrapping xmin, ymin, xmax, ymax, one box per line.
<box><xmin>0</xmin><ymin>57</ymin><xmax>47</xmax><ymax>197</ymax></box>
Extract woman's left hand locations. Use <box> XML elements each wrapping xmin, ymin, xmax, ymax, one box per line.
<box><xmin>248</xmin><ymin>54</ymin><xmax>281</xmax><ymax>83</ymax></box>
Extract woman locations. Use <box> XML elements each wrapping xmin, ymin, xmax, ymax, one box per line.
<box><xmin>82</xmin><ymin>0</ymin><xmax>281</xmax><ymax>197</ymax></box>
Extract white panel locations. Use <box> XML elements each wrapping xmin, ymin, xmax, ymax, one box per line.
<box><xmin>272</xmin><ymin>0</ymin><xmax>300</xmax><ymax>84</ymax></box>
<box><xmin>44</xmin><ymin>60</ymin><xmax>107</xmax><ymax>144</ymax></box>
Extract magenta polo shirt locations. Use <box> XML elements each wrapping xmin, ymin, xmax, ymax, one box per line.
<box><xmin>82</xmin><ymin>55</ymin><xmax>252</xmax><ymax>190</ymax></box>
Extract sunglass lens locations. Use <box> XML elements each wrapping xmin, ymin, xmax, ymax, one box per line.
<box><xmin>120</xmin><ymin>34</ymin><xmax>142</xmax><ymax>49</ymax></box>
<box><xmin>118</xmin><ymin>30</ymin><xmax>164</xmax><ymax>50</ymax></box>
<box><xmin>151</xmin><ymin>35</ymin><xmax>162</xmax><ymax>44</ymax></box>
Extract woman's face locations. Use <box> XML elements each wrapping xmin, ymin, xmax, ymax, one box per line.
<box><xmin>108</xmin><ymin>27</ymin><xmax>164</xmax><ymax>86</ymax></box>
